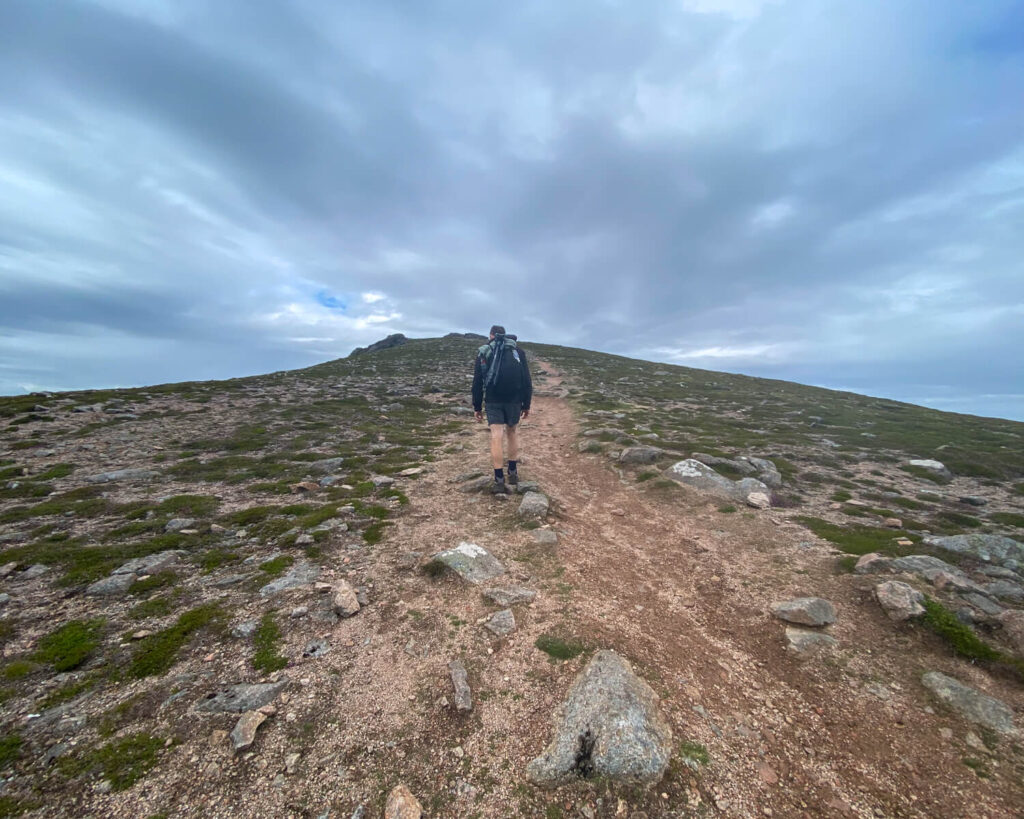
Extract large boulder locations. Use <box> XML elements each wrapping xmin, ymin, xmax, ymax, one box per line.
<box><xmin>741</xmin><ymin>456</ymin><xmax>783</xmax><ymax>488</ymax></box>
<box><xmin>518</xmin><ymin>492</ymin><xmax>550</xmax><ymax>521</ymax></box>
<box><xmin>527</xmin><ymin>651</ymin><xmax>672</xmax><ymax>786</ymax></box>
<box><xmin>195</xmin><ymin>681</ymin><xmax>288</xmax><ymax>713</ymax></box>
<box><xmin>921</xmin><ymin>672</ymin><xmax>1018</xmax><ymax>735</ymax></box>
<box><xmin>874</xmin><ymin>581</ymin><xmax>925</xmax><ymax>621</ymax></box>
<box><xmin>618</xmin><ymin>446</ymin><xmax>662</xmax><ymax>465</ymax></box>
<box><xmin>663</xmin><ymin>460</ymin><xmax>769</xmax><ymax>502</ymax></box>
<box><xmin>771</xmin><ymin>597</ymin><xmax>836</xmax><ymax>627</ymax></box>
<box><xmin>259</xmin><ymin>561</ymin><xmax>321</xmax><ymax>596</ymax></box>
<box><xmin>907</xmin><ymin>459</ymin><xmax>952</xmax><ymax>480</ymax></box>
<box><xmin>429</xmin><ymin>542</ymin><xmax>504</xmax><ymax>584</ymax></box>
<box><xmin>924</xmin><ymin>534</ymin><xmax>1024</xmax><ymax>571</ymax></box>
<box><xmin>384</xmin><ymin>785</ymin><xmax>423</xmax><ymax>819</ymax></box>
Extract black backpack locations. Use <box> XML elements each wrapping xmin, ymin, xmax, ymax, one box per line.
<box><xmin>482</xmin><ymin>337</ymin><xmax>524</xmax><ymax>400</ymax></box>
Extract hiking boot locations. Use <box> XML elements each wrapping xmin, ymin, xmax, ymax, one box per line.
<box><xmin>490</xmin><ymin>478</ymin><xmax>507</xmax><ymax>495</ymax></box>
<box><xmin>507</xmin><ymin>470</ymin><xmax>519</xmax><ymax>487</ymax></box>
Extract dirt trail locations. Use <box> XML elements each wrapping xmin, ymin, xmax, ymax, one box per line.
<box><xmin>434</xmin><ymin>360</ymin><xmax>1020</xmax><ymax>818</ymax></box>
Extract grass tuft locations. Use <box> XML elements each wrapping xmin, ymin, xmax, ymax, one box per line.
<box><xmin>252</xmin><ymin>613</ymin><xmax>288</xmax><ymax>673</ymax></box>
<box><xmin>34</xmin><ymin>619</ymin><xmax>104</xmax><ymax>672</ymax></box>
<box><xmin>535</xmin><ymin>634</ymin><xmax>585</xmax><ymax>661</ymax></box>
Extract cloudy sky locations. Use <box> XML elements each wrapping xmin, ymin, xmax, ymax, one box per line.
<box><xmin>1</xmin><ymin>1</ymin><xmax>1023</xmax><ymax>420</ymax></box>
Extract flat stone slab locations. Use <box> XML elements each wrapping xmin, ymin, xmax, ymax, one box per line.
<box><xmin>518</xmin><ymin>492</ymin><xmax>550</xmax><ymax>521</ymax></box>
<box><xmin>924</xmin><ymin>534</ymin><xmax>1024</xmax><ymax>571</ymax></box>
<box><xmin>259</xmin><ymin>561</ymin><xmax>321</xmax><ymax>596</ymax></box>
<box><xmin>430</xmin><ymin>542</ymin><xmax>504</xmax><ymax>584</ymax></box>
<box><xmin>230</xmin><ymin>710</ymin><xmax>267</xmax><ymax>752</ymax></box>
<box><xmin>921</xmin><ymin>672</ymin><xmax>1017</xmax><ymax>735</ymax></box>
<box><xmin>113</xmin><ymin>550</ymin><xmax>187</xmax><ymax>576</ymax></box>
<box><xmin>771</xmin><ymin>597</ymin><xmax>836</xmax><ymax>627</ymax></box>
<box><xmin>85</xmin><ymin>574</ymin><xmax>135</xmax><ymax>597</ymax></box>
<box><xmin>531</xmin><ymin>530</ymin><xmax>558</xmax><ymax>546</ymax></box>
<box><xmin>83</xmin><ymin>468</ymin><xmax>157</xmax><ymax>484</ymax></box>
<box><xmin>785</xmin><ymin>627</ymin><xmax>838</xmax><ymax>656</ymax></box>
<box><xmin>663</xmin><ymin>459</ymin><xmax>768</xmax><ymax>502</ymax></box>
<box><xmin>527</xmin><ymin>650</ymin><xmax>673</xmax><ymax>786</ymax></box>
<box><xmin>485</xmin><ymin>609</ymin><xmax>516</xmax><ymax>636</ymax></box>
<box><xmin>483</xmin><ymin>586</ymin><xmax>537</xmax><ymax>607</ymax></box>
<box><xmin>195</xmin><ymin>681</ymin><xmax>288</xmax><ymax>714</ymax></box>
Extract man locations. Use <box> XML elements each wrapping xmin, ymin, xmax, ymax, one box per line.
<box><xmin>471</xmin><ymin>325</ymin><xmax>533</xmax><ymax>493</ymax></box>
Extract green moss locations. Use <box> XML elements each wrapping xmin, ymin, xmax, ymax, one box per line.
<box><xmin>991</xmin><ymin>511</ymin><xmax>1024</xmax><ymax>528</ymax></box>
<box><xmin>35</xmin><ymin>463</ymin><xmax>75</xmax><ymax>480</ymax></box>
<box><xmin>1</xmin><ymin>661</ymin><xmax>37</xmax><ymax>680</ymax></box>
<box><xmin>129</xmin><ymin>571</ymin><xmax>177</xmax><ymax>596</ymax></box>
<box><xmin>127</xmin><ymin>595</ymin><xmax>175</xmax><ymax>620</ymax></box>
<box><xmin>920</xmin><ymin>597</ymin><xmax>1001</xmax><ymax>664</ymax></box>
<box><xmin>535</xmin><ymin>634</ymin><xmax>585</xmax><ymax>661</ymax></box>
<box><xmin>363</xmin><ymin>521</ymin><xmax>389</xmax><ymax>544</ymax></box>
<box><xmin>60</xmin><ymin>732</ymin><xmax>164</xmax><ymax>791</ymax></box>
<box><xmin>717</xmin><ymin>504</ymin><xmax>737</xmax><ymax>513</ymax></box>
<box><xmin>258</xmin><ymin>555</ymin><xmax>294</xmax><ymax>578</ymax></box>
<box><xmin>224</xmin><ymin>506</ymin><xmax>277</xmax><ymax>526</ymax></box>
<box><xmin>795</xmin><ymin>516</ymin><xmax>918</xmax><ymax>556</ymax></box>
<box><xmin>194</xmin><ymin>548</ymin><xmax>240</xmax><ymax>573</ymax></box>
<box><xmin>38</xmin><ymin>675</ymin><xmax>99</xmax><ymax>709</ymax></box>
<box><xmin>679</xmin><ymin>740</ymin><xmax>710</xmax><ymax>766</ymax></box>
<box><xmin>932</xmin><ymin>510</ymin><xmax>982</xmax><ymax>529</ymax></box>
<box><xmin>636</xmin><ymin>471</ymin><xmax>658</xmax><ymax>482</ymax></box>
<box><xmin>34</xmin><ymin>619</ymin><xmax>103</xmax><ymax>672</ymax></box>
<box><xmin>128</xmin><ymin>604</ymin><xmax>226</xmax><ymax>679</ymax></box>
<box><xmin>962</xmin><ymin>757</ymin><xmax>990</xmax><ymax>778</ymax></box>
<box><xmin>156</xmin><ymin>494</ymin><xmax>220</xmax><ymax>517</ymax></box>
<box><xmin>836</xmin><ymin>555</ymin><xmax>858</xmax><ymax>573</ymax></box>
<box><xmin>0</xmin><ymin>734</ymin><xmax>22</xmax><ymax>769</ymax></box>
<box><xmin>252</xmin><ymin>614</ymin><xmax>288</xmax><ymax>673</ymax></box>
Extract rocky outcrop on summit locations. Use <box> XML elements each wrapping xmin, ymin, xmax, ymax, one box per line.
<box><xmin>349</xmin><ymin>333</ymin><xmax>408</xmax><ymax>356</ymax></box>
<box><xmin>921</xmin><ymin>672</ymin><xmax>1018</xmax><ymax>735</ymax></box>
<box><xmin>445</xmin><ymin>332</ymin><xmax>488</xmax><ymax>340</ymax></box>
<box><xmin>527</xmin><ymin>650</ymin><xmax>672</xmax><ymax>786</ymax></box>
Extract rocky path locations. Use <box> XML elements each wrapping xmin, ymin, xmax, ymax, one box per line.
<box><xmin>421</xmin><ymin>361</ymin><xmax>1022</xmax><ymax>817</ymax></box>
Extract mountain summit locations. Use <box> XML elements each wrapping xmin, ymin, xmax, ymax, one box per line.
<box><xmin>0</xmin><ymin>336</ymin><xmax>1021</xmax><ymax>817</ymax></box>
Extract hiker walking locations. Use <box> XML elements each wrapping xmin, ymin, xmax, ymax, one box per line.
<box><xmin>472</xmin><ymin>325</ymin><xmax>533</xmax><ymax>493</ymax></box>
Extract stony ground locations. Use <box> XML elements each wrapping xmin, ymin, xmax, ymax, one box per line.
<box><xmin>0</xmin><ymin>337</ymin><xmax>1022</xmax><ymax>818</ymax></box>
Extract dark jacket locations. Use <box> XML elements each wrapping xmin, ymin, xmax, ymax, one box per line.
<box><xmin>472</xmin><ymin>339</ymin><xmax>533</xmax><ymax>412</ymax></box>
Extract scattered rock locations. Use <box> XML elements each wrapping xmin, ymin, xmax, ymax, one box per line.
<box><xmin>485</xmin><ymin>609</ymin><xmax>516</xmax><ymax>636</ymax></box>
<box><xmin>429</xmin><ymin>542</ymin><xmax>504</xmax><ymax>584</ymax></box>
<box><xmin>295</xmin><ymin>533</ymin><xmax>314</xmax><ymax>546</ymax></box>
<box><xmin>259</xmin><ymin>561</ymin><xmax>320</xmax><ymax>596</ymax></box>
<box><xmin>232</xmin><ymin>619</ymin><xmax>260</xmax><ymax>639</ymax></box>
<box><xmin>532</xmin><ymin>529</ymin><xmax>558</xmax><ymax>546</ymax></box>
<box><xmin>771</xmin><ymin>598</ymin><xmax>836</xmax><ymax>627</ymax></box>
<box><xmin>113</xmin><ymin>550</ymin><xmax>186</xmax><ymax>576</ymax></box>
<box><xmin>962</xmin><ymin>593</ymin><xmax>1004</xmax><ymax>617</ymax></box>
<box><xmin>874</xmin><ymin>581</ymin><xmax>925</xmax><ymax>621</ymax></box>
<box><xmin>907</xmin><ymin>459</ymin><xmax>952</xmax><ymax>480</ymax></box>
<box><xmin>155</xmin><ymin>514</ymin><xmax>197</xmax><ymax>533</ymax></box>
<box><xmin>229</xmin><ymin>710</ymin><xmax>268</xmax><ymax>752</ymax></box>
<box><xmin>518</xmin><ymin>492</ymin><xmax>550</xmax><ymax>521</ymax></box>
<box><xmin>20</xmin><ymin>564</ymin><xmax>48</xmax><ymax>580</ymax></box>
<box><xmin>290</xmin><ymin>481</ymin><xmax>320</xmax><ymax>494</ymax></box>
<box><xmin>195</xmin><ymin>681</ymin><xmax>288</xmax><ymax>713</ymax></box>
<box><xmin>0</xmin><ymin>593</ymin><xmax>10</xmax><ymax>608</ymax></box>
<box><xmin>924</xmin><ymin>534</ymin><xmax>1024</xmax><ymax>570</ymax></box>
<box><xmin>983</xmin><ymin>580</ymin><xmax>1024</xmax><ymax>602</ymax></box>
<box><xmin>308</xmin><ymin>457</ymin><xmax>346</xmax><ymax>474</ymax></box>
<box><xmin>448</xmin><ymin>660</ymin><xmax>473</xmax><ymax>712</ymax></box>
<box><xmin>302</xmin><ymin>639</ymin><xmax>329</xmax><ymax>659</ymax></box>
<box><xmin>746</xmin><ymin>492</ymin><xmax>771</xmax><ymax>510</ymax></box>
<box><xmin>959</xmin><ymin>496</ymin><xmax>988</xmax><ymax>507</ymax></box>
<box><xmin>883</xmin><ymin>517</ymin><xmax>902</xmax><ymax>529</ymax></box>
<box><xmin>332</xmin><ymin>581</ymin><xmax>361</xmax><ymax>617</ymax></box>
<box><xmin>784</xmin><ymin>627</ymin><xmax>838</xmax><ymax>656</ymax></box>
<box><xmin>483</xmin><ymin>586</ymin><xmax>537</xmax><ymax>607</ymax></box>
<box><xmin>85</xmin><ymin>574</ymin><xmax>135</xmax><ymax>596</ymax></box>
<box><xmin>459</xmin><ymin>476</ymin><xmax>495</xmax><ymax>494</ymax></box>
<box><xmin>83</xmin><ymin>468</ymin><xmax>156</xmax><ymax>484</ymax></box>
<box><xmin>384</xmin><ymin>785</ymin><xmax>423</xmax><ymax>819</ymax></box>
<box><xmin>371</xmin><ymin>475</ymin><xmax>395</xmax><ymax>488</ymax></box>
<box><xmin>921</xmin><ymin>672</ymin><xmax>1017</xmax><ymax>735</ymax></box>
<box><xmin>618</xmin><ymin>446</ymin><xmax>662</xmax><ymax>465</ymax></box>
<box><xmin>527</xmin><ymin>650</ymin><xmax>673</xmax><ymax>786</ymax></box>
<box><xmin>285</xmin><ymin>752</ymin><xmax>301</xmax><ymax>775</ymax></box>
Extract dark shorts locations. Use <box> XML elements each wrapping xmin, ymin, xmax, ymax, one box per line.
<box><xmin>485</xmin><ymin>400</ymin><xmax>522</xmax><ymax>427</ymax></box>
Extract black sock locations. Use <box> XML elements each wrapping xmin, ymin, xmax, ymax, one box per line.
<box><xmin>508</xmin><ymin>460</ymin><xmax>518</xmax><ymax>473</ymax></box>
<box><xmin>494</xmin><ymin>468</ymin><xmax>503</xmax><ymax>480</ymax></box>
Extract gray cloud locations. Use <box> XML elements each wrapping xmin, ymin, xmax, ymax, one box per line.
<box><xmin>0</xmin><ymin>0</ymin><xmax>1022</xmax><ymax>419</ymax></box>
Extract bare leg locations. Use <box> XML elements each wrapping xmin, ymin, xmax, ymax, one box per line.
<box><xmin>505</xmin><ymin>424</ymin><xmax>519</xmax><ymax>463</ymax></box>
<box><xmin>489</xmin><ymin>424</ymin><xmax>505</xmax><ymax>469</ymax></box>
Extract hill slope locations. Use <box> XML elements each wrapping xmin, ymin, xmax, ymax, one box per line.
<box><xmin>0</xmin><ymin>337</ymin><xmax>1022</xmax><ymax>817</ymax></box>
